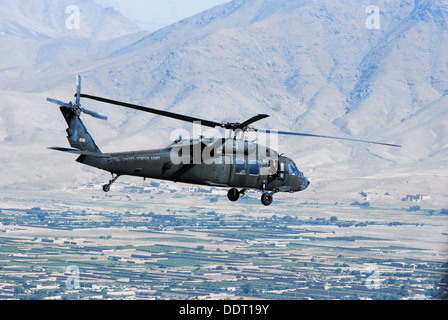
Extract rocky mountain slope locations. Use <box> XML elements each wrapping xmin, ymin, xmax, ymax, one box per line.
<box><xmin>1</xmin><ymin>0</ymin><xmax>446</xmax><ymax>206</ymax></box>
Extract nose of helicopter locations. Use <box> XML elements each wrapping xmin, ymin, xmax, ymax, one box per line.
<box><xmin>300</xmin><ymin>176</ymin><xmax>310</xmax><ymax>191</ymax></box>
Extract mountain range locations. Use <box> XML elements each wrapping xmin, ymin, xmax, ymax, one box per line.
<box><xmin>1</xmin><ymin>0</ymin><xmax>447</xmax><ymax>207</ymax></box>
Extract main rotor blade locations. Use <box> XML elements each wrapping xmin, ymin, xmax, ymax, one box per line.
<box><xmin>80</xmin><ymin>94</ymin><xmax>222</xmax><ymax>128</ymax></box>
<box><xmin>235</xmin><ymin>114</ymin><xmax>270</xmax><ymax>130</ymax></box>
<box><xmin>259</xmin><ymin>129</ymin><xmax>401</xmax><ymax>147</ymax></box>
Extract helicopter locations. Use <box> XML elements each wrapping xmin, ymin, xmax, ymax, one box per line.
<box><xmin>47</xmin><ymin>76</ymin><xmax>401</xmax><ymax>206</ymax></box>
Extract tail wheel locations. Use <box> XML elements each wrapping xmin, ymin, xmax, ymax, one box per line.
<box><xmin>103</xmin><ymin>173</ymin><xmax>120</xmax><ymax>193</ymax></box>
<box><xmin>227</xmin><ymin>188</ymin><xmax>240</xmax><ymax>202</ymax></box>
<box><xmin>261</xmin><ymin>192</ymin><xmax>273</xmax><ymax>206</ymax></box>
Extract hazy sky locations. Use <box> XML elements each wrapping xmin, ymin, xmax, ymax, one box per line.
<box><xmin>94</xmin><ymin>0</ymin><xmax>230</xmax><ymax>31</ymax></box>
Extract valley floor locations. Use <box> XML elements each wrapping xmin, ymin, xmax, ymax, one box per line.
<box><xmin>0</xmin><ymin>182</ymin><xmax>447</xmax><ymax>300</ymax></box>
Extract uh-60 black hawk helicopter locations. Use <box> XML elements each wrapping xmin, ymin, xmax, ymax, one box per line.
<box><xmin>47</xmin><ymin>76</ymin><xmax>401</xmax><ymax>206</ymax></box>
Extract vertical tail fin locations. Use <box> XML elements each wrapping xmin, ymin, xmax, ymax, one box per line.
<box><xmin>60</xmin><ymin>106</ymin><xmax>101</xmax><ymax>153</ymax></box>
<box><xmin>47</xmin><ymin>75</ymin><xmax>106</xmax><ymax>153</ymax></box>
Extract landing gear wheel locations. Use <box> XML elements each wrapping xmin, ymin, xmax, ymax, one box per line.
<box><xmin>261</xmin><ymin>192</ymin><xmax>273</xmax><ymax>206</ymax></box>
<box><xmin>227</xmin><ymin>188</ymin><xmax>240</xmax><ymax>202</ymax></box>
<box><xmin>103</xmin><ymin>173</ymin><xmax>120</xmax><ymax>193</ymax></box>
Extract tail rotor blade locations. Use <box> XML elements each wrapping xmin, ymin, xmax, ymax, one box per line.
<box><xmin>47</xmin><ymin>98</ymin><xmax>107</xmax><ymax>120</ymax></box>
<box><xmin>76</xmin><ymin>75</ymin><xmax>81</xmax><ymax>106</ymax></box>
<box><xmin>47</xmin><ymin>98</ymin><xmax>72</xmax><ymax>108</ymax></box>
<box><xmin>81</xmin><ymin>108</ymin><xmax>108</xmax><ymax>120</ymax></box>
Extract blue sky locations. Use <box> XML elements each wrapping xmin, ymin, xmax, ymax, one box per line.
<box><xmin>94</xmin><ymin>0</ymin><xmax>230</xmax><ymax>31</ymax></box>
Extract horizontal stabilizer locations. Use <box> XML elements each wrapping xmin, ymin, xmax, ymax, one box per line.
<box><xmin>49</xmin><ymin>147</ymin><xmax>111</xmax><ymax>158</ymax></box>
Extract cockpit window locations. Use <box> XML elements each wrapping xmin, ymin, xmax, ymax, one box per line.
<box><xmin>288</xmin><ymin>162</ymin><xmax>299</xmax><ymax>176</ymax></box>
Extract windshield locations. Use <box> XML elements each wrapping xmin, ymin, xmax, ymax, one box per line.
<box><xmin>288</xmin><ymin>162</ymin><xmax>300</xmax><ymax>176</ymax></box>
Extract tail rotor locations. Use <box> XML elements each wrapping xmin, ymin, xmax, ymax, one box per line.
<box><xmin>47</xmin><ymin>75</ymin><xmax>108</xmax><ymax>121</ymax></box>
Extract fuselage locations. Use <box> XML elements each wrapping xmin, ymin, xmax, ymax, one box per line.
<box><xmin>79</xmin><ymin>138</ymin><xmax>310</xmax><ymax>193</ymax></box>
